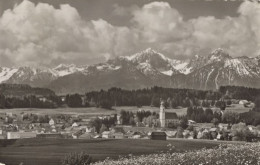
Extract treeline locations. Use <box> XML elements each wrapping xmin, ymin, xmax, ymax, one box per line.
<box><xmin>0</xmin><ymin>94</ymin><xmax>62</xmax><ymax>109</ymax></box>
<box><xmin>67</xmin><ymin>85</ymin><xmax>259</xmax><ymax>109</ymax></box>
<box><xmin>89</xmin><ymin>115</ymin><xmax>117</xmax><ymax>133</ymax></box>
<box><xmin>0</xmin><ymin>83</ymin><xmax>55</xmax><ymax>96</ymax></box>
<box><xmin>219</xmin><ymin>86</ymin><xmax>260</xmax><ymax>101</ymax></box>
<box><xmin>85</xmin><ymin>86</ymin><xmax>222</xmax><ymax>108</ymax></box>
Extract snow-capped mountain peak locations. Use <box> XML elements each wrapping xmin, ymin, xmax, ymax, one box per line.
<box><xmin>1</xmin><ymin>48</ymin><xmax>260</xmax><ymax>93</ymax></box>
<box><xmin>53</xmin><ymin>64</ymin><xmax>87</xmax><ymax>77</ymax></box>
<box><xmin>209</xmin><ymin>48</ymin><xmax>230</xmax><ymax>61</ymax></box>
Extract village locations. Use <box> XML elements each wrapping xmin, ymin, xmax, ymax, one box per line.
<box><xmin>0</xmin><ymin>97</ymin><xmax>259</xmax><ymax>142</ymax></box>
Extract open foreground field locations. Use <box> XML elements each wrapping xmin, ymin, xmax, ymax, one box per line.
<box><xmin>0</xmin><ymin>138</ymin><xmax>236</xmax><ymax>165</ymax></box>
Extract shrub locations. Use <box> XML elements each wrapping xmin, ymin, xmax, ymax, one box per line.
<box><xmin>61</xmin><ymin>152</ymin><xmax>92</xmax><ymax>165</ymax></box>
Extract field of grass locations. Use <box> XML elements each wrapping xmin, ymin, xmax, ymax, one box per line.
<box><xmin>0</xmin><ymin>138</ymin><xmax>233</xmax><ymax>165</ymax></box>
<box><xmin>0</xmin><ymin>106</ymin><xmax>187</xmax><ymax>118</ymax></box>
<box><xmin>0</xmin><ymin>104</ymin><xmax>250</xmax><ymax>116</ymax></box>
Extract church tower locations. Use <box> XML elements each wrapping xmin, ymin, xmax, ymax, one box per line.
<box><xmin>159</xmin><ymin>100</ymin><xmax>165</xmax><ymax>128</ymax></box>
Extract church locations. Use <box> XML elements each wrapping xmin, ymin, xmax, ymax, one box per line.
<box><xmin>159</xmin><ymin>100</ymin><xmax>179</xmax><ymax>128</ymax></box>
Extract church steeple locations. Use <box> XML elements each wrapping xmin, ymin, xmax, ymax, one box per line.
<box><xmin>160</xmin><ymin>99</ymin><xmax>165</xmax><ymax>128</ymax></box>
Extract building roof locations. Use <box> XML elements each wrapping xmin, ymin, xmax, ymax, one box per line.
<box><xmin>165</xmin><ymin>112</ymin><xmax>178</xmax><ymax>120</ymax></box>
<box><xmin>151</xmin><ymin>132</ymin><xmax>167</xmax><ymax>136</ymax></box>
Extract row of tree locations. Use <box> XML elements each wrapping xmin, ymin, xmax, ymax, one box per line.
<box><xmin>89</xmin><ymin>115</ymin><xmax>117</xmax><ymax>133</ymax></box>
<box><xmin>84</xmin><ymin>86</ymin><xmax>223</xmax><ymax>108</ymax></box>
<box><xmin>0</xmin><ymin>94</ymin><xmax>62</xmax><ymax>109</ymax></box>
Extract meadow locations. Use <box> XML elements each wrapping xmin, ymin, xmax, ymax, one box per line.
<box><xmin>0</xmin><ymin>138</ymin><xmax>232</xmax><ymax>165</ymax></box>
<box><xmin>93</xmin><ymin>142</ymin><xmax>260</xmax><ymax>165</ymax></box>
<box><xmin>0</xmin><ymin>104</ymin><xmax>250</xmax><ymax>117</ymax></box>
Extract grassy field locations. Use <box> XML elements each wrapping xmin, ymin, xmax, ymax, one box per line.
<box><xmin>0</xmin><ymin>138</ymin><xmax>235</xmax><ymax>165</ymax></box>
<box><xmin>0</xmin><ymin>104</ymin><xmax>250</xmax><ymax>119</ymax></box>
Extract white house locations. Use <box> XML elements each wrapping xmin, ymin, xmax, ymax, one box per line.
<box><xmin>49</xmin><ymin>119</ymin><xmax>55</xmax><ymax>126</ymax></box>
<box><xmin>188</xmin><ymin>120</ymin><xmax>196</xmax><ymax>125</ymax></box>
<box><xmin>102</xmin><ymin>131</ymin><xmax>113</xmax><ymax>139</ymax></box>
<box><xmin>7</xmin><ymin>132</ymin><xmax>36</xmax><ymax>139</ymax></box>
<box><xmin>72</xmin><ymin>122</ymin><xmax>79</xmax><ymax>127</ymax></box>
<box><xmin>7</xmin><ymin>132</ymin><xmax>20</xmax><ymax>139</ymax></box>
<box><xmin>239</xmin><ymin>100</ymin><xmax>248</xmax><ymax>105</ymax></box>
<box><xmin>86</xmin><ymin>127</ymin><xmax>94</xmax><ymax>133</ymax></box>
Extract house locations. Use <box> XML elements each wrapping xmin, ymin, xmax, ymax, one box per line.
<box><xmin>117</xmin><ymin>115</ymin><xmax>121</xmax><ymax>125</ymax></box>
<box><xmin>150</xmin><ymin>132</ymin><xmax>167</xmax><ymax>140</ymax></box>
<box><xmin>19</xmin><ymin>132</ymin><xmax>37</xmax><ymax>139</ymax></box>
<box><xmin>129</xmin><ymin>131</ymin><xmax>145</xmax><ymax>139</ymax></box>
<box><xmin>102</xmin><ymin>131</ymin><xmax>113</xmax><ymax>139</ymax></box>
<box><xmin>209</xmin><ymin>128</ymin><xmax>217</xmax><ymax>132</ymax></box>
<box><xmin>72</xmin><ymin>122</ymin><xmax>79</xmax><ymax>127</ymax></box>
<box><xmin>7</xmin><ymin>132</ymin><xmax>36</xmax><ymax>139</ymax></box>
<box><xmin>165</xmin><ymin>131</ymin><xmax>177</xmax><ymax>138</ymax></box>
<box><xmin>239</xmin><ymin>100</ymin><xmax>249</xmax><ymax>105</ymax></box>
<box><xmin>38</xmin><ymin>97</ymin><xmax>47</xmax><ymax>102</ymax></box>
<box><xmin>113</xmin><ymin>132</ymin><xmax>124</xmax><ymax>139</ymax></box>
<box><xmin>6</xmin><ymin>112</ymin><xmax>13</xmax><ymax>117</ymax></box>
<box><xmin>159</xmin><ymin>100</ymin><xmax>179</xmax><ymax>127</ymax></box>
<box><xmin>188</xmin><ymin>120</ymin><xmax>196</xmax><ymax>125</ymax></box>
<box><xmin>78</xmin><ymin>133</ymin><xmax>92</xmax><ymax>139</ymax></box>
<box><xmin>7</xmin><ymin>132</ymin><xmax>20</xmax><ymax>139</ymax></box>
<box><xmin>86</xmin><ymin>127</ymin><xmax>94</xmax><ymax>133</ymax></box>
<box><xmin>93</xmin><ymin>135</ymin><xmax>102</xmax><ymax>138</ymax></box>
<box><xmin>49</xmin><ymin>119</ymin><xmax>55</xmax><ymax>126</ymax></box>
<box><xmin>36</xmin><ymin>133</ymin><xmax>62</xmax><ymax>139</ymax></box>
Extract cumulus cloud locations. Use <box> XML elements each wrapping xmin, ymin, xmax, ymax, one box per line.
<box><xmin>129</xmin><ymin>0</ymin><xmax>260</xmax><ymax>58</ymax></box>
<box><xmin>0</xmin><ymin>0</ymin><xmax>134</xmax><ymax>67</ymax></box>
<box><xmin>0</xmin><ymin>0</ymin><xmax>259</xmax><ymax>67</ymax></box>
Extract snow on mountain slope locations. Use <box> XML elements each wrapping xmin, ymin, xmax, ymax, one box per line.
<box><xmin>53</xmin><ymin>64</ymin><xmax>87</xmax><ymax>77</ymax></box>
<box><xmin>1</xmin><ymin>48</ymin><xmax>260</xmax><ymax>93</ymax></box>
<box><xmin>0</xmin><ymin>67</ymin><xmax>18</xmax><ymax>83</ymax></box>
<box><xmin>122</xmin><ymin>48</ymin><xmax>185</xmax><ymax>75</ymax></box>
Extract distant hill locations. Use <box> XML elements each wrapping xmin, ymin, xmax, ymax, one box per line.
<box><xmin>0</xmin><ymin>83</ymin><xmax>55</xmax><ymax>97</ymax></box>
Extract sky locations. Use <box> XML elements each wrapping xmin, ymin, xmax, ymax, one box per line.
<box><xmin>0</xmin><ymin>0</ymin><xmax>259</xmax><ymax>67</ymax></box>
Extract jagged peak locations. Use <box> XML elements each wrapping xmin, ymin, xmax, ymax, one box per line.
<box><xmin>210</xmin><ymin>48</ymin><xmax>230</xmax><ymax>57</ymax></box>
<box><xmin>123</xmin><ymin>48</ymin><xmax>170</xmax><ymax>62</ymax></box>
<box><xmin>54</xmin><ymin>64</ymin><xmax>76</xmax><ymax>70</ymax></box>
<box><xmin>209</xmin><ymin>48</ymin><xmax>231</xmax><ymax>62</ymax></box>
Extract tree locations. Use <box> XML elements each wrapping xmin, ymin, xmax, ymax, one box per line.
<box><xmin>231</xmin><ymin>123</ymin><xmax>254</xmax><ymax>141</ymax></box>
<box><xmin>100</xmin><ymin>99</ymin><xmax>113</xmax><ymax>109</ymax></box>
<box><xmin>61</xmin><ymin>152</ymin><xmax>92</xmax><ymax>165</ymax></box>
<box><xmin>99</xmin><ymin>124</ymin><xmax>108</xmax><ymax>133</ymax></box>
<box><xmin>176</xmin><ymin>127</ymin><xmax>184</xmax><ymax>138</ymax></box>
<box><xmin>89</xmin><ymin>118</ymin><xmax>102</xmax><ymax>133</ymax></box>
<box><xmin>66</xmin><ymin>94</ymin><xmax>82</xmax><ymax>107</ymax></box>
<box><xmin>253</xmin><ymin>96</ymin><xmax>260</xmax><ymax>112</ymax></box>
<box><xmin>226</xmin><ymin>99</ymin><xmax>232</xmax><ymax>106</ymax></box>
<box><xmin>211</xmin><ymin>118</ymin><xmax>219</xmax><ymax>127</ymax></box>
<box><xmin>222</xmin><ymin>111</ymin><xmax>239</xmax><ymax>125</ymax></box>
<box><xmin>179</xmin><ymin>118</ymin><xmax>188</xmax><ymax>129</ymax></box>
<box><xmin>205</xmin><ymin>108</ymin><xmax>213</xmax><ymax>122</ymax></box>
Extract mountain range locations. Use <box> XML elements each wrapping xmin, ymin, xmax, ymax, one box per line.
<box><xmin>0</xmin><ymin>48</ymin><xmax>259</xmax><ymax>94</ymax></box>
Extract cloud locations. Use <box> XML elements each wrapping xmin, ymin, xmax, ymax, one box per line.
<box><xmin>0</xmin><ymin>0</ymin><xmax>134</xmax><ymax>67</ymax></box>
<box><xmin>130</xmin><ymin>1</ymin><xmax>260</xmax><ymax>58</ymax></box>
<box><xmin>0</xmin><ymin>0</ymin><xmax>260</xmax><ymax>67</ymax></box>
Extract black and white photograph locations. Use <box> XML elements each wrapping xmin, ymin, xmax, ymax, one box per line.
<box><xmin>0</xmin><ymin>0</ymin><xmax>260</xmax><ymax>164</ymax></box>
